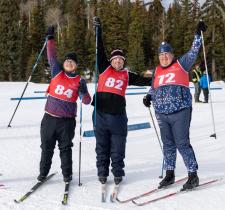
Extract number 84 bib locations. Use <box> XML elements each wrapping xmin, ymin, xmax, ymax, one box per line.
<box><xmin>153</xmin><ymin>61</ymin><xmax>189</xmax><ymax>89</ymax></box>
<box><xmin>97</xmin><ymin>66</ymin><xmax>128</xmax><ymax>97</ymax></box>
<box><xmin>48</xmin><ymin>71</ymin><xmax>80</xmax><ymax>102</ymax></box>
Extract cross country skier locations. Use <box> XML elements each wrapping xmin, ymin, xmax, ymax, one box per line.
<box><xmin>143</xmin><ymin>21</ymin><xmax>206</xmax><ymax>190</ymax></box>
<box><xmin>37</xmin><ymin>26</ymin><xmax>91</xmax><ymax>183</ymax></box>
<box><xmin>92</xmin><ymin>18</ymin><xmax>152</xmax><ymax>186</ymax></box>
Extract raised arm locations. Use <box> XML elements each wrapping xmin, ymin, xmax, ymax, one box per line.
<box><xmin>178</xmin><ymin>21</ymin><xmax>206</xmax><ymax>72</ymax></box>
<box><xmin>93</xmin><ymin>18</ymin><xmax>110</xmax><ymax>74</ymax></box>
<box><xmin>46</xmin><ymin>26</ymin><xmax>62</xmax><ymax>78</ymax></box>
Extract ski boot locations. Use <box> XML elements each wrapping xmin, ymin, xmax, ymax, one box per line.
<box><xmin>98</xmin><ymin>176</ymin><xmax>107</xmax><ymax>184</ymax></box>
<box><xmin>158</xmin><ymin>170</ymin><xmax>175</xmax><ymax>189</ymax></box>
<box><xmin>63</xmin><ymin>175</ymin><xmax>72</xmax><ymax>182</ymax></box>
<box><xmin>37</xmin><ymin>174</ymin><xmax>47</xmax><ymax>182</ymax></box>
<box><xmin>182</xmin><ymin>171</ymin><xmax>199</xmax><ymax>191</ymax></box>
<box><xmin>114</xmin><ymin>177</ymin><xmax>122</xmax><ymax>185</ymax></box>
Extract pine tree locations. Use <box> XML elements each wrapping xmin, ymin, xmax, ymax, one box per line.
<box><xmin>0</xmin><ymin>0</ymin><xmax>21</xmax><ymax>81</ymax></box>
<box><xmin>201</xmin><ymin>0</ymin><xmax>225</xmax><ymax>80</ymax></box>
<box><xmin>19</xmin><ymin>12</ymin><xmax>30</xmax><ymax>80</ymax></box>
<box><xmin>145</xmin><ymin>0</ymin><xmax>165</xmax><ymax>67</ymax></box>
<box><xmin>28</xmin><ymin>0</ymin><xmax>46</xmax><ymax>82</ymax></box>
<box><xmin>96</xmin><ymin>0</ymin><xmax>127</xmax><ymax>56</ymax></box>
<box><xmin>127</xmin><ymin>0</ymin><xmax>146</xmax><ymax>73</ymax></box>
<box><xmin>165</xmin><ymin>0</ymin><xmax>183</xmax><ymax>57</ymax></box>
<box><xmin>64</xmin><ymin>0</ymin><xmax>87</xmax><ymax>73</ymax></box>
<box><xmin>179</xmin><ymin>0</ymin><xmax>194</xmax><ymax>53</ymax></box>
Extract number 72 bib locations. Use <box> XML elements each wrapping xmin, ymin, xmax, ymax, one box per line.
<box><xmin>153</xmin><ymin>61</ymin><xmax>189</xmax><ymax>89</ymax></box>
<box><xmin>97</xmin><ymin>66</ymin><xmax>128</xmax><ymax>97</ymax></box>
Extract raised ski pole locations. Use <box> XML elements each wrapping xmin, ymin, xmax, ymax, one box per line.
<box><xmin>148</xmin><ymin>107</ymin><xmax>164</xmax><ymax>178</ymax></box>
<box><xmin>7</xmin><ymin>38</ymin><xmax>48</xmax><ymax>127</ymax></box>
<box><xmin>78</xmin><ymin>98</ymin><xmax>83</xmax><ymax>186</ymax></box>
<box><xmin>201</xmin><ymin>26</ymin><xmax>217</xmax><ymax>139</ymax></box>
<box><xmin>93</xmin><ymin>17</ymin><xmax>100</xmax><ymax>128</ymax></box>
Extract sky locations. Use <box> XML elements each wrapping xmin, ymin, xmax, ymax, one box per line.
<box><xmin>160</xmin><ymin>0</ymin><xmax>206</xmax><ymax>10</ymax></box>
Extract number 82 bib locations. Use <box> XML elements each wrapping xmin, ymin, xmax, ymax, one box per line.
<box><xmin>97</xmin><ymin>66</ymin><xmax>128</xmax><ymax>97</ymax></box>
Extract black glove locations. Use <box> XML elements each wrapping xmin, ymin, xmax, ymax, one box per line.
<box><xmin>196</xmin><ymin>20</ymin><xmax>206</xmax><ymax>36</ymax></box>
<box><xmin>78</xmin><ymin>79</ymin><xmax>88</xmax><ymax>94</ymax></box>
<box><xmin>93</xmin><ymin>16</ymin><xmax>101</xmax><ymax>28</ymax></box>
<box><xmin>143</xmin><ymin>94</ymin><xmax>151</xmax><ymax>107</ymax></box>
<box><xmin>46</xmin><ymin>26</ymin><xmax>55</xmax><ymax>40</ymax></box>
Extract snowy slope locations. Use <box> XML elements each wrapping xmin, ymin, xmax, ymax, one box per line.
<box><xmin>0</xmin><ymin>81</ymin><xmax>225</xmax><ymax>210</ymax></box>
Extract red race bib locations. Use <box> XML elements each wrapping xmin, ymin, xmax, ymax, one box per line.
<box><xmin>48</xmin><ymin>71</ymin><xmax>80</xmax><ymax>102</ymax></box>
<box><xmin>154</xmin><ymin>61</ymin><xmax>189</xmax><ymax>89</ymax></box>
<box><xmin>97</xmin><ymin>66</ymin><xmax>128</xmax><ymax>97</ymax></box>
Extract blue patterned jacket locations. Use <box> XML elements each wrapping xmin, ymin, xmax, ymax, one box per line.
<box><xmin>150</xmin><ymin>34</ymin><xmax>202</xmax><ymax>114</ymax></box>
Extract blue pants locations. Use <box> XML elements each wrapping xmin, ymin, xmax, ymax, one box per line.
<box><xmin>155</xmin><ymin>107</ymin><xmax>198</xmax><ymax>172</ymax></box>
<box><xmin>93</xmin><ymin>111</ymin><xmax>128</xmax><ymax>177</ymax></box>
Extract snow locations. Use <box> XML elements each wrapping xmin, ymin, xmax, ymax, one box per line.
<box><xmin>0</xmin><ymin>81</ymin><xmax>225</xmax><ymax>210</ymax></box>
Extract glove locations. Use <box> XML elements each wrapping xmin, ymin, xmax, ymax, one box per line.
<box><xmin>196</xmin><ymin>20</ymin><xmax>206</xmax><ymax>36</ymax></box>
<box><xmin>46</xmin><ymin>26</ymin><xmax>55</xmax><ymax>40</ymax></box>
<box><xmin>143</xmin><ymin>94</ymin><xmax>151</xmax><ymax>107</ymax></box>
<box><xmin>93</xmin><ymin>16</ymin><xmax>101</xmax><ymax>28</ymax></box>
<box><xmin>78</xmin><ymin>79</ymin><xmax>88</xmax><ymax>94</ymax></box>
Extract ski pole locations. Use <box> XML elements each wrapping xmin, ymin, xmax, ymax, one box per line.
<box><xmin>78</xmin><ymin>98</ymin><xmax>83</xmax><ymax>186</ymax></box>
<box><xmin>93</xmin><ymin>17</ymin><xmax>99</xmax><ymax>128</ymax></box>
<box><xmin>201</xmin><ymin>30</ymin><xmax>217</xmax><ymax>139</ymax></box>
<box><xmin>7</xmin><ymin>38</ymin><xmax>48</xmax><ymax>127</ymax></box>
<box><xmin>148</xmin><ymin>107</ymin><xmax>164</xmax><ymax>178</ymax></box>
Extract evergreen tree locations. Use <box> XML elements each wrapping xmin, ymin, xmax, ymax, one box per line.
<box><xmin>96</xmin><ymin>0</ymin><xmax>127</xmax><ymax>56</ymax></box>
<box><xmin>0</xmin><ymin>0</ymin><xmax>21</xmax><ymax>81</ymax></box>
<box><xmin>19</xmin><ymin>12</ymin><xmax>30</xmax><ymax>80</ymax></box>
<box><xmin>201</xmin><ymin>0</ymin><xmax>225</xmax><ymax>80</ymax></box>
<box><xmin>179</xmin><ymin>0</ymin><xmax>194</xmax><ymax>53</ymax></box>
<box><xmin>28</xmin><ymin>0</ymin><xmax>46</xmax><ymax>82</ymax></box>
<box><xmin>165</xmin><ymin>1</ymin><xmax>183</xmax><ymax>57</ymax></box>
<box><xmin>64</xmin><ymin>0</ymin><xmax>87</xmax><ymax>73</ymax></box>
<box><xmin>81</xmin><ymin>0</ymin><xmax>97</xmax><ymax>79</ymax></box>
<box><xmin>145</xmin><ymin>0</ymin><xmax>164</xmax><ymax>67</ymax></box>
<box><xmin>127</xmin><ymin>0</ymin><xmax>146</xmax><ymax>73</ymax></box>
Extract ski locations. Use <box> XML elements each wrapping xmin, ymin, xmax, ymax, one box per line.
<box><xmin>116</xmin><ymin>176</ymin><xmax>187</xmax><ymax>204</ymax></box>
<box><xmin>14</xmin><ymin>172</ymin><xmax>57</xmax><ymax>203</ymax></box>
<box><xmin>101</xmin><ymin>183</ymin><xmax>107</xmax><ymax>202</ymax></box>
<box><xmin>110</xmin><ymin>183</ymin><xmax>120</xmax><ymax>202</ymax></box>
<box><xmin>132</xmin><ymin>178</ymin><xmax>220</xmax><ymax>206</ymax></box>
<box><xmin>62</xmin><ymin>182</ymin><xmax>70</xmax><ymax>205</ymax></box>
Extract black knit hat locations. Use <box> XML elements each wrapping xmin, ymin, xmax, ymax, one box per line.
<box><xmin>110</xmin><ymin>49</ymin><xmax>125</xmax><ymax>61</ymax></box>
<box><xmin>64</xmin><ymin>52</ymin><xmax>78</xmax><ymax>63</ymax></box>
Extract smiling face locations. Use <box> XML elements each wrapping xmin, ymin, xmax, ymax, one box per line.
<box><xmin>111</xmin><ymin>57</ymin><xmax>125</xmax><ymax>71</ymax></box>
<box><xmin>159</xmin><ymin>52</ymin><xmax>174</xmax><ymax>67</ymax></box>
<box><xmin>63</xmin><ymin>59</ymin><xmax>77</xmax><ymax>73</ymax></box>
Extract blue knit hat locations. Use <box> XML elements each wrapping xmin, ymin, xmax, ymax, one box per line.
<box><xmin>158</xmin><ymin>42</ymin><xmax>173</xmax><ymax>54</ymax></box>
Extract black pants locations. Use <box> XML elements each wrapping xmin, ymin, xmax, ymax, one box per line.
<box><xmin>202</xmin><ymin>88</ymin><xmax>209</xmax><ymax>103</ymax></box>
<box><xmin>40</xmin><ymin>113</ymin><xmax>76</xmax><ymax>178</ymax></box>
<box><xmin>194</xmin><ymin>82</ymin><xmax>201</xmax><ymax>102</ymax></box>
<box><xmin>93</xmin><ymin>111</ymin><xmax>128</xmax><ymax>177</ymax></box>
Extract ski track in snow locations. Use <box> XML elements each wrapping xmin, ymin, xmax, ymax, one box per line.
<box><xmin>0</xmin><ymin>81</ymin><xmax>225</xmax><ymax>210</ymax></box>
